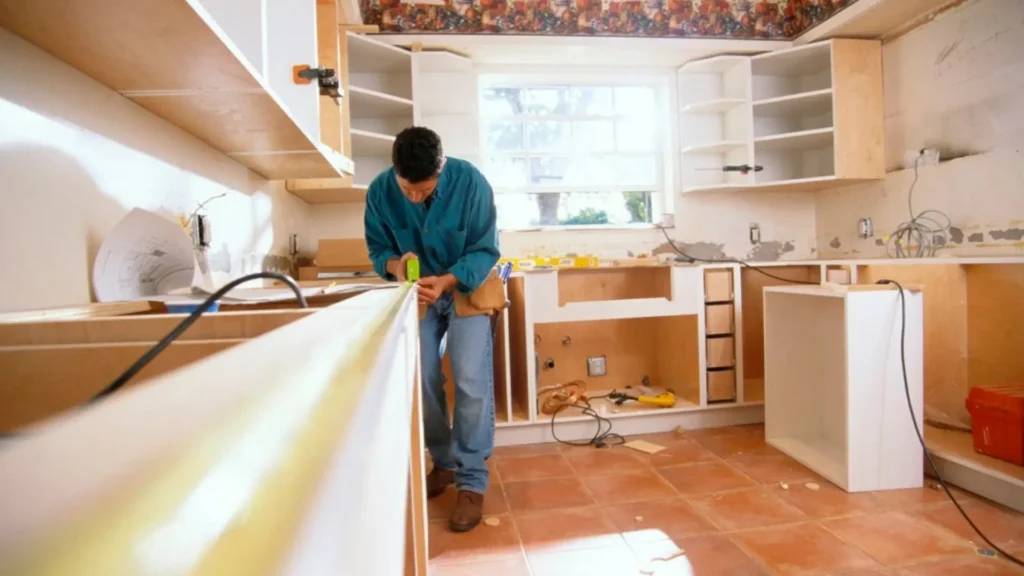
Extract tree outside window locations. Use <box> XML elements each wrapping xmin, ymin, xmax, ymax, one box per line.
<box><xmin>480</xmin><ymin>83</ymin><xmax>662</xmax><ymax>229</ymax></box>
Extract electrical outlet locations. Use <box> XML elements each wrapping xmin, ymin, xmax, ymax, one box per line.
<box><xmin>749</xmin><ymin>223</ymin><xmax>761</xmax><ymax>245</ymax></box>
<box><xmin>858</xmin><ymin>217</ymin><xmax>874</xmax><ymax>239</ymax></box>
<box><xmin>587</xmin><ymin>356</ymin><xmax>607</xmax><ymax>377</ymax></box>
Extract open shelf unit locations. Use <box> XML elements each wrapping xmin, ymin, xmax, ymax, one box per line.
<box><xmin>677</xmin><ymin>40</ymin><xmax>883</xmax><ymax>194</ymax></box>
<box><xmin>677</xmin><ymin>56</ymin><xmax>754</xmax><ymax>192</ymax></box>
<box><xmin>286</xmin><ymin>32</ymin><xmax>418</xmax><ymax>201</ymax></box>
<box><xmin>0</xmin><ymin>0</ymin><xmax>353</xmax><ymax>180</ymax></box>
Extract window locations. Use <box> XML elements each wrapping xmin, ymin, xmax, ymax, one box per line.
<box><xmin>479</xmin><ymin>80</ymin><xmax>666</xmax><ymax>229</ymax></box>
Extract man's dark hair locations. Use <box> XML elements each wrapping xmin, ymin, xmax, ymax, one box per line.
<box><xmin>392</xmin><ymin>127</ymin><xmax>444</xmax><ymax>183</ymax></box>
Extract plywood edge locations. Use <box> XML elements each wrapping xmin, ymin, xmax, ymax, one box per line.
<box><xmin>0</xmin><ymin>301</ymin><xmax>163</xmax><ymax>324</ymax></box>
<box><xmin>0</xmin><ymin>310</ymin><xmax>315</xmax><ymax>347</ymax></box>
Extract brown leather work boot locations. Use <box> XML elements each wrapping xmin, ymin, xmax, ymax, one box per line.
<box><xmin>449</xmin><ymin>490</ymin><xmax>484</xmax><ymax>532</ymax></box>
<box><xmin>426</xmin><ymin>467</ymin><xmax>454</xmax><ymax>499</ymax></box>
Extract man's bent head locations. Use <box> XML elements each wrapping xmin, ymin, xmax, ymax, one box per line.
<box><xmin>393</xmin><ymin>127</ymin><xmax>444</xmax><ymax>204</ymax></box>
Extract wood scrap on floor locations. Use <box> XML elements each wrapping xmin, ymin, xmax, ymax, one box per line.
<box><xmin>623</xmin><ymin>440</ymin><xmax>665</xmax><ymax>454</ymax></box>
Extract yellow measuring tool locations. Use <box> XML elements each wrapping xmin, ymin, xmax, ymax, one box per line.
<box><xmin>405</xmin><ymin>257</ymin><xmax>420</xmax><ymax>282</ymax></box>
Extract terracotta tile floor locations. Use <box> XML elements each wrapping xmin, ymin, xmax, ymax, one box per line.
<box><xmin>428</xmin><ymin>425</ymin><xmax>1024</xmax><ymax>576</ymax></box>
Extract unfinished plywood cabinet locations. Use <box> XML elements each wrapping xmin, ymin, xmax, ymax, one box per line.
<box><xmin>0</xmin><ymin>0</ymin><xmax>354</xmax><ymax>179</ymax></box>
<box><xmin>679</xmin><ymin>39</ymin><xmax>884</xmax><ymax>194</ymax></box>
<box><xmin>287</xmin><ymin>32</ymin><xmax>417</xmax><ymax>203</ymax></box>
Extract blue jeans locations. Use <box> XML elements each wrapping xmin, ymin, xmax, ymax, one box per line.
<box><xmin>420</xmin><ymin>292</ymin><xmax>495</xmax><ymax>494</ymax></box>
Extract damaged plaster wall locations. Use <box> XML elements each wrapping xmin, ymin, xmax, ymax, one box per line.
<box><xmin>816</xmin><ymin>0</ymin><xmax>1024</xmax><ymax>258</ymax></box>
<box><xmin>311</xmin><ymin>185</ymin><xmax>817</xmax><ymax>263</ymax></box>
<box><xmin>0</xmin><ymin>29</ymin><xmax>313</xmax><ymax>312</ymax></box>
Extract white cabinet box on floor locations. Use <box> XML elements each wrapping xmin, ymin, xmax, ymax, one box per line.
<box><xmin>763</xmin><ymin>285</ymin><xmax>924</xmax><ymax>492</ymax></box>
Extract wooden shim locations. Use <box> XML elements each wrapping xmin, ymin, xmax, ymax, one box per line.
<box><xmin>317</xmin><ymin>238</ymin><xmax>372</xmax><ymax>268</ymax></box>
<box><xmin>0</xmin><ymin>301</ymin><xmax>163</xmax><ymax>324</ymax></box>
<box><xmin>0</xmin><ymin>340</ymin><xmax>239</xmax><ymax>431</ymax></box>
<box><xmin>0</xmin><ymin>310</ymin><xmax>314</xmax><ymax>347</ymax></box>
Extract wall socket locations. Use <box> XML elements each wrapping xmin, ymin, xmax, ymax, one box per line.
<box><xmin>749</xmin><ymin>223</ymin><xmax>761</xmax><ymax>245</ymax></box>
<box><xmin>587</xmin><ymin>356</ymin><xmax>607</xmax><ymax>377</ymax></box>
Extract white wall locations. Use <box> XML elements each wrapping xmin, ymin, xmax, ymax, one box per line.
<box><xmin>0</xmin><ymin>29</ymin><xmax>313</xmax><ymax>312</ymax></box>
<box><xmin>816</xmin><ymin>0</ymin><xmax>1024</xmax><ymax>258</ymax></box>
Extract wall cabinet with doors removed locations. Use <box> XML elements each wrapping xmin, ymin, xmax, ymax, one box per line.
<box><xmin>678</xmin><ymin>39</ymin><xmax>883</xmax><ymax>194</ymax></box>
<box><xmin>0</xmin><ymin>0</ymin><xmax>355</xmax><ymax>180</ymax></box>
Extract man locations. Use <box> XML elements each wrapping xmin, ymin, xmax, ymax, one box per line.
<box><xmin>364</xmin><ymin>127</ymin><xmax>500</xmax><ymax>532</ymax></box>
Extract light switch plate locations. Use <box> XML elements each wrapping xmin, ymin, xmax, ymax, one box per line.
<box><xmin>587</xmin><ymin>356</ymin><xmax>607</xmax><ymax>377</ymax></box>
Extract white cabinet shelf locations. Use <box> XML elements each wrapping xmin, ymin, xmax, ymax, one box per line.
<box><xmin>753</xmin><ymin>89</ymin><xmax>833</xmax><ymax>117</ymax></box>
<box><xmin>681</xmin><ymin>98</ymin><xmax>748</xmax><ymax>114</ymax></box>
<box><xmin>349</xmin><ymin>86</ymin><xmax>415</xmax><ymax>118</ymax></box>
<box><xmin>755</xmin><ymin>127</ymin><xmax>835</xmax><ymax>151</ymax></box>
<box><xmin>677</xmin><ymin>40</ymin><xmax>883</xmax><ymax>194</ymax></box>
<box><xmin>347</xmin><ymin>32</ymin><xmax>412</xmax><ymax>74</ymax></box>
<box><xmin>682</xmin><ymin>141</ymin><xmax>749</xmax><ymax>155</ymax></box>
<box><xmin>0</xmin><ymin>0</ymin><xmax>353</xmax><ymax>180</ymax></box>
<box><xmin>351</xmin><ymin>128</ymin><xmax>396</xmax><ymax>156</ymax></box>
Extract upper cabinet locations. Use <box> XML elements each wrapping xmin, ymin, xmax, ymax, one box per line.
<box><xmin>0</xmin><ymin>0</ymin><xmax>354</xmax><ymax>180</ymax></box>
<box><xmin>287</xmin><ymin>42</ymin><xmax>477</xmax><ymax>205</ymax></box>
<box><xmin>678</xmin><ymin>40</ymin><xmax>884</xmax><ymax>194</ymax></box>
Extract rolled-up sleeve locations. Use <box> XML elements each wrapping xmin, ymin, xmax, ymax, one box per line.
<box><xmin>364</xmin><ymin>183</ymin><xmax>399</xmax><ymax>280</ymax></box>
<box><xmin>448</xmin><ymin>171</ymin><xmax>500</xmax><ymax>293</ymax></box>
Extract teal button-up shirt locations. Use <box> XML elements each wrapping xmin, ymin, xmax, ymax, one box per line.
<box><xmin>364</xmin><ymin>157</ymin><xmax>500</xmax><ymax>294</ymax></box>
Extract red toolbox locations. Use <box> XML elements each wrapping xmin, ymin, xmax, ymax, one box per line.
<box><xmin>966</xmin><ymin>385</ymin><xmax>1024</xmax><ymax>466</ymax></box>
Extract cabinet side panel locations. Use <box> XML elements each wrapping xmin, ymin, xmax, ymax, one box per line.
<box><xmin>832</xmin><ymin>39</ymin><xmax>884</xmax><ymax>179</ymax></box>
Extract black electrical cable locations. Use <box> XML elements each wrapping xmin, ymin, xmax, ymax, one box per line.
<box><xmin>658</xmin><ymin>225</ymin><xmax>817</xmax><ymax>285</ymax></box>
<box><xmin>550</xmin><ymin>393</ymin><xmax>626</xmax><ymax>449</ymax></box>
<box><xmin>88</xmin><ymin>272</ymin><xmax>308</xmax><ymax>403</ymax></box>
<box><xmin>879</xmin><ymin>278</ymin><xmax>1023</xmax><ymax>568</ymax></box>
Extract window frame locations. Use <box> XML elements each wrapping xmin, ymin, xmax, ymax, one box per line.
<box><xmin>477</xmin><ymin>71</ymin><xmax>673</xmax><ymax>231</ymax></box>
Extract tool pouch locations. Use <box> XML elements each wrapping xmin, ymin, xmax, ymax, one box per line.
<box><xmin>455</xmin><ymin>270</ymin><xmax>505</xmax><ymax>317</ymax></box>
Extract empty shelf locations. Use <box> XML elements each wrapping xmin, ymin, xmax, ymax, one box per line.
<box><xmin>755</xmin><ymin>128</ymin><xmax>834</xmax><ymax>151</ymax></box>
<box><xmin>348</xmin><ymin>86</ymin><xmax>415</xmax><ymax>118</ymax></box>
<box><xmin>681</xmin><ymin>98</ymin><xmax>748</xmax><ymax>114</ymax></box>
<box><xmin>351</xmin><ymin>129</ymin><xmax>396</xmax><ymax>156</ymax></box>
<box><xmin>752</xmin><ymin>42</ymin><xmax>831</xmax><ymax>76</ymax></box>
<box><xmin>754</xmin><ymin>89</ymin><xmax>833</xmax><ymax>117</ymax></box>
<box><xmin>681</xmin><ymin>141</ymin><xmax>748</xmax><ymax>155</ymax></box>
<box><xmin>347</xmin><ymin>32</ymin><xmax>412</xmax><ymax>74</ymax></box>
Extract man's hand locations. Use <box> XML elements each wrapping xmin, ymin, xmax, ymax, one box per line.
<box><xmin>417</xmin><ymin>274</ymin><xmax>457</xmax><ymax>304</ymax></box>
<box><xmin>386</xmin><ymin>252</ymin><xmax>418</xmax><ymax>282</ymax></box>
